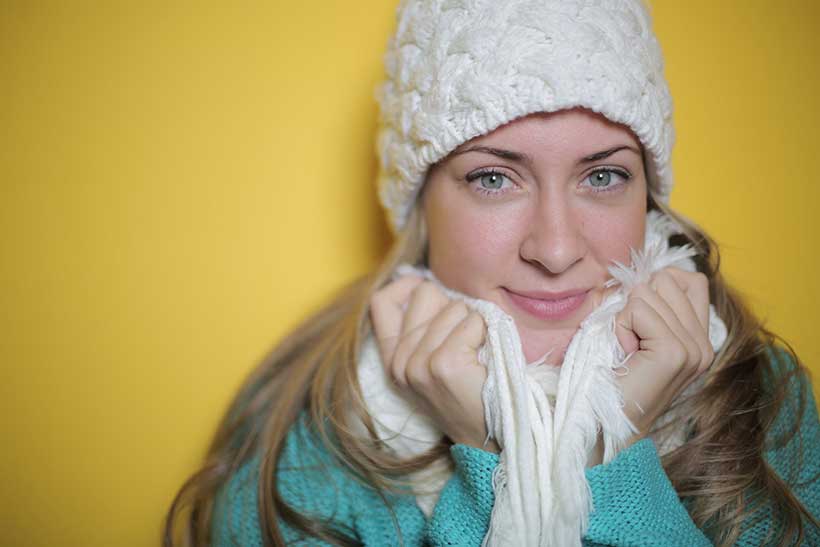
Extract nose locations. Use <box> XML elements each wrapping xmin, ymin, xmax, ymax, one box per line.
<box><xmin>519</xmin><ymin>193</ymin><xmax>587</xmax><ymax>274</ymax></box>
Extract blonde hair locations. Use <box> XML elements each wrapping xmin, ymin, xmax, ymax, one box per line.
<box><xmin>165</xmin><ymin>198</ymin><xmax>818</xmax><ymax>546</ymax></box>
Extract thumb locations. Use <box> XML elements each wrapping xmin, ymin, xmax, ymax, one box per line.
<box><xmin>615</xmin><ymin>307</ymin><xmax>640</xmax><ymax>356</ymax></box>
<box><xmin>594</xmin><ymin>285</ymin><xmax>639</xmax><ymax>354</ymax></box>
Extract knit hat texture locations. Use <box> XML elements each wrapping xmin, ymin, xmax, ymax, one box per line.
<box><xmin>376</xmin><ymin>0</ymin><xmax>674</xmax><ymax>231</ymax></box>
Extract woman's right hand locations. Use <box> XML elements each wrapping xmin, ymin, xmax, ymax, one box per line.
<box><xmin>610</xmin><ymin>268</ymin><xmax>713</xmax><ymax>451</ymax></box>
<box><xmin>369</xmin><ymin>276</ymin><xmax>498</xmax><ymax>453</ymax></box>
<box><xmin>586</xmin><ymin>267</ymin><xmax>713</xmax><ymax>467</ymax></box>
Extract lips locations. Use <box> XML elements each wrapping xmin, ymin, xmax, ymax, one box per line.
<box><xmin>503</xmin><ymin>287</ymin><xmax>590</xmax><ymax>322</ymax></box>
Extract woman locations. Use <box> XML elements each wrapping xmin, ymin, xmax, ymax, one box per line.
<box><xmin>165</xmin><ymin>0</ymin><xmax>819</xmax><ymax>545</ymax></box>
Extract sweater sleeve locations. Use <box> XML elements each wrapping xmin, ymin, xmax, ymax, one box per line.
<box><xmin>427</xmin><ymin>444</ymin><xmax>499</xmax><ymax>546</ymax></box>
<box><xmin>212</xmin><ymin>354</ymin><xmax>819</xmax><ymax>546</ymax></box>
<box><xmin>583</xmin><ymin>439</ymin><xmax>712</xmax><ymax>547</ymax></box>
<box><xmin>584</xmin><ymin>349</ymin><xmax>820</xmax><ymax>547</ymax></box>
<box><xmin>428</xmin><ymin>440</ymin><xmax>715</xmax><ymax>547</ymax></box>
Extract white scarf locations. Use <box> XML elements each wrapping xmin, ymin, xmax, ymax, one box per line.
<box><xmin>354</xmin><ymin>211</ymin><xmax>727</xmax><ymax>546</ymax></box>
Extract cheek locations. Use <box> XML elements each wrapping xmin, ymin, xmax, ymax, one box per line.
<box><xmin>425</xmin><ymin>194</ymin><xmax>524</xmax><ymax>292</ymax></box>
<box><xmin>581</xmin><ymin>207</ymin><xmax>646</xmax><ymax>264</ymax></box>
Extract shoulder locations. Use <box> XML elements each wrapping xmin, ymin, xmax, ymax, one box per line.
<box><xmin>759</xmin><ymin>346</ymin><xmax>819</xmax><ymax>483</ymax></box>
<box><xmin>211</xmin><ymin>414</ymin><xmax>361</xmax><ymax>546</ymax></box>
<box><xmin>212</xmin><ymin>413</ymin><xmax>428</xmax><ymax>546</ymax></box>
<box><xmin>761</xmin><ymin>346</ymin><xmax>817</xmax><ymax>440</ymax></box>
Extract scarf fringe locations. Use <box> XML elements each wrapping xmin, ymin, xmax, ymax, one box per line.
<box><xmin>356</xmin><ymin>211</ymin><xmax>728</xmax><ymax>546</ymax></box>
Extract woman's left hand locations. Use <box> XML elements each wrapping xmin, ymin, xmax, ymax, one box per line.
<box><xmin>613</xmin><ymin>267</ymin><xmax>714</xmax><ymax>447</ymax></box>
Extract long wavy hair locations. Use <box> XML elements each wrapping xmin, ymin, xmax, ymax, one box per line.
<box><xmin>164</xmin><ymin>190</ymin><xmax>818</xmax><ymax>546</ymax></box>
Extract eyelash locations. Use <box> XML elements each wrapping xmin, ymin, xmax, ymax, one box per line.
<box><xmin>465</xmin><ymin>169</ymin><xmax>516</xmax><ymax>197</ymax></box>
<box><xmin>583</xmin><ymin>166</ymin><xmax>632</xmax><ymax>193</ymax></box>
<box><xmin>464</xmin><ymin>166</ymin><xmax>633</xmax><ymax>197</ymax></box>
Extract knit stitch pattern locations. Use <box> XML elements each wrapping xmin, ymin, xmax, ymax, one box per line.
<box><xmin>376</xmin><ymin>0</ymin><xmax>674</xmax><ymax>230</ymax></box>
<box><xmin>584</xmin><ymin>440</ymin><xmax>711</xmax><ymax>546</ymax></box>
<box><xmin>355</xmin><ymin>211</ymin><xmax>726</xmax><ymax>546</ymax></box>
<box><xmin>427</xmin><ymin>445</ymin><xmax>498</xmax><ymax>545</ymax></box>
<box><xmin>212</xmin><ymin>351</ymin><xmax>819</xmax><ymax>546</ymax></box>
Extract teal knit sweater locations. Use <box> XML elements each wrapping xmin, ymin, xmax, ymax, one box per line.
<box><xmin>213</xmin><ymin>362</ymin><xmax>819</xmax><ymax>546</ymax></box>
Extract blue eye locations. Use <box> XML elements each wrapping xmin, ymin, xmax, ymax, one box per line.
<box><xmin>478</xmin><ymin>172</ymin><xmax>507</xmax><ymax>190</ymax></box>
<box><xmin>465</xmin><ymin>169</ymin><xmax>514</xmax><ymax>196</ymax></box>
<box><xmin>589</xmin><ymin>171</ymin><xmax>612</xmax><ymax>187</ymax></box>
<box><xmin>584</xmin><ymin>168</ymin><xmax>630</xmax><ymax>191</ymax></box>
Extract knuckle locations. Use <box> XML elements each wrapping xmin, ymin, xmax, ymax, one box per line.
<box><xmin>654</xmin><ymin>270</ymin><xmax>673</xmax><ymax>285</ymax></box>
<box><xmin>442</xmin><ymin>300</ymin><xmax>468</xmax><ymax>320</ymax></box>
<box><xmin>391</xmin><ymin>337</ymin><xmax>411</xmax><ymax>367</ymax></box>
<box><xmin>663</xmin><ymin>272</ymin><xmax>684</xmax><ymax>292</ymax></box>
<box><xmin>700</xmin><ymin>345</ymin><xmax>715</xmax><ymax>370</ymax></box>
<box><xmin>694</xmin><ymin>273</ymin><xmax>710</xmax><ymax>296</ymax></box>
<box><xmin>464</xmin><ymin>312</ymin><xmax>487</xmax><ymax>343</ymax></box>
<box><xmin>405</xmin><ymin>357</ymin><xmax>428</xmax><ymax>389</ymax></box>
<box><xmin>704</xmin><ymin>343</ymin><xmax>715</xmax><ymax>361</ymax></box>
<box><xmin>680</xmin><ymin>270</ymin><xmax>708</xmax><ymax>289</ymax></box>
<box><xmin>683</xmin><ymin>270</ymin><xmax>707</xmax><ymax>288</ymax></box>
<box><xmin>631</xmin><ymin>284</ymin><xmax>652</xmax><ymax>299</ymax></box>
<box><xmin>407</xmin><ymin>282</ymin><xmax>427</xmax><ymax>303</ymax></box>
<box><xmin>686</xmin><ymin>345</ymin><xmax>702</xmax><ymax>371</ymax></box>
<box><xmin>692</xmin><ymin>271</ymin><xmax>708</xmax><ymax>285</ymax></box>
<box><xmin>414</xmin><ymin>281</ymin><xmax>441</xmax><ymax>300</ymax></box>
<box><xmin>467</xmin><ymin>310</ymin><xmax>485</xmax><ymax>328</ymax></box>
<box><xmin>429</xmin><ymin>348</ymin><xmax>452</xmax><ymax>380</ymax></box>
<box><xmin>389</xmin><ymin>361</ymin><xmax>408</xmax><ymax>388</ymax></box>
<box><xmin>669</xmin><ymin>341</ymin><xmax>687</xmax><ymax>367</ymax></box>
<box><xmin>628</xmin><ymin>296</ymin><xmax>649</xmax><ymax>312</ymax></box>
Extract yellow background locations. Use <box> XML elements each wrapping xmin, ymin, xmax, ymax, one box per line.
<box><xmin>2</xmin><ymin>1</ymin><xmax>818</xmax><ymax>545</ymax></box>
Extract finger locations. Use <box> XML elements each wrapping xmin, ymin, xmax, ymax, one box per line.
<box><xmin>459</xmin><ymin>311</ymin><xmax>487</xmax><ymax>353</ymax></box>
<box><xmin>616</xmin><ymin>296</ymin><xmax>681</xmax><ymax>364</ymax></box>
<box><xmin>401</xmin><ymin>281</ymin><xmax>450</xmax><ymax>336</ymax></box>
<box><xmin>415</xmin><ymin>300</ymin><xmax>471</xmax><ymax>356</ymax></box>
<box><xmin>615</xmin><ymin>297</ymin><xmax>692</xmax><ymax>415</ymax></box>
<box><xmin>614</xmin><ymin>306</ymin><xmax>640</xmax><ymax>355</ymax></box>
<box><xmin>650</xmin><ymin>271</ymin><xmax>700</xmax><ymax>334</ymax></box>
<box><xmin>431</xmin><ymin>311</ymin><xmax>487</xmax><ymax>382</ymax></box>
<box><xmin>651</xmin><ymin>271</ymin><xmax>713</xmax><ymax>370</ymax></box>
<box><xmin>391</xmin><ymin>282</ymin><xmax>451</xmax><ymax>387</ymax></box>
<box><xmin>664</xmin><ymin>268</ymin><xmax>710</xmax><ymax>333</ymax></box>
<box><xmin>404</xmin><ymin>301</ymin><xmax>471</xmax><ymax>390</ymax></box>
<box><xmin>615</xmin><ymin>290</ymin><xmax>665</xmax><ymax>356</ymax></box>
<box><xmin>630</xmin><ymin>283</ymin><xmax>701</xmax><ymax>369</ymax></box>
<box><xmin>391</xmin><ymin>316</ymin><xmax>435</xmax><ymax>388</ymax></box>
<box><xmin>370</xmin><ymin>275</ymin><xmax>425</xmax><ymax>351</ymax></box>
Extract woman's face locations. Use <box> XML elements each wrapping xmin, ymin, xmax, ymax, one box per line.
<box><xmin>422</xmin><ymin>108</ymin><xmax>647</xmax><ymax>364</ymax></box>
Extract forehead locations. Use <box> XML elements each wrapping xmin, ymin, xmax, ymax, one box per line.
<box><xmin>452</xmin><ymin>108</ymin><xmax>642</xmax><ymax>156</ymax></box>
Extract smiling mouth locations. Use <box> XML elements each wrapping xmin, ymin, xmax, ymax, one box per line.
<box><xmin>502</xmin><ymin>287</ymin><xmax>590</xmax><ymax>322</ymax></box>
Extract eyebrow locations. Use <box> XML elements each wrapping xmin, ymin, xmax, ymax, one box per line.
<box><xmin>451</xmin><ymin>146</ymin><xmax>532</xmax><ymax>164</ymax></box>
<box><xmin>450</xmin><ymin>144</ymin><xmax>640</xmax><ymax>165</ymax></box>
<box><xmin>580</xmin><ymin>145</ymin><xmax>641</xmax><ymax>163</ymax></box>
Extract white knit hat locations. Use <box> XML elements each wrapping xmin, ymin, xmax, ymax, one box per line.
<box><xmin>376</xmin><ymin>0</ymin><xmax>674</xmax><ymax>231</ymax></box>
